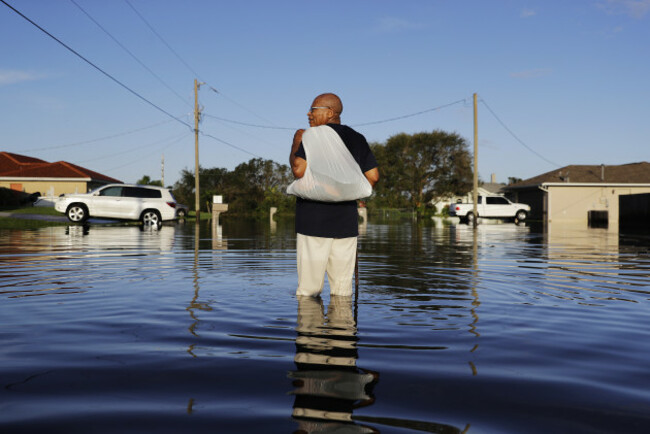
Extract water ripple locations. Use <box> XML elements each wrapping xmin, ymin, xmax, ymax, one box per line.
<box><xmin>2</xmin><ymin>221</ymin><xmax>650</xmax><ymax>433</ymax></box>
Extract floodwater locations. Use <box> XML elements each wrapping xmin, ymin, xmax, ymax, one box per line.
<box><xmin>1</xmin><ymin>217</ymin><xmax>649</xmax><ymax>433</ymax></box>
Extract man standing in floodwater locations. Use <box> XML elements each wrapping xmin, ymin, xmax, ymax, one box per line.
<box><xmin>290</xmin><ymin>93</ymin><xmax>379</xmax><ymax>297</ymax></box>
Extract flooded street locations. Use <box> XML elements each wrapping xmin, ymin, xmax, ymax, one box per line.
<box><xmin>1</xmin><ymin>218</ymin><xmax>649</xmax><ymax>433</ymax></box>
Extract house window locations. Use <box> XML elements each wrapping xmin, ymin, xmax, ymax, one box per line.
<box><xmin>486</xmin><ymin>196</ymin><xmax>509</xmax><ymax>205</ymax></box>
<box><xmin>98</xmin><ymin>186</ymin><xmax>123</xmax><ymax>197</ymax></box>
<box><xmin>588</xmin><ymin>210</ymin><xmax>608</xmax><ymax>229</ymax></box>
<box><xmin>123</xmin><ymin>187</ymin><xmax>162</xmax><ymax>198</ymax></box>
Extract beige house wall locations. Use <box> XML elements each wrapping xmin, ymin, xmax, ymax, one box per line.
<box><xmin>547</xmin><ymin>185</ymin><xmax>650</xmax><ymax>224</ymax></box>
<box><xmin>0</xmin><ymin>180</ymin><xmax>90</xmax><ymax>197</ymax></box>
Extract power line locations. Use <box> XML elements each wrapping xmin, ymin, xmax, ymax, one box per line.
<box><xmin>204</xmin><ymin>115</ymin><xmax>290</xmax><ymax>151</ymax></box>
<box><xmin>202</xmin><ymin>99</ymin><xmax>474</xmax><ymax>163</ymax></box>
<box><xmin>120</xmin><ymin>0</ymin><xmax>289</xmax><ymax>135</ymax></box>
<box><xmin>1</xmin><ymin>0</ymin><xmax>563</xmax><ymax>175</ymax></box>
<box><xmin>203</xmin><ymin>98</ymin><xmax>471</xmax><ymax>131</ymax></box>
<box><xmin>123</xmin><ymin>0</ymin><xmax>202</xmax><ymax>80</ymax></box>
<box><xmin>1</xmin><ymin>0</ymin><xmax>192</xmax><ymax>130</ymax></box>
<box><xmin>95</xmin><ymin>133</ymin><xmax>189</xmax><ymax>173</ymax></box>
<box><xmin>122</xmin><ymin>0</ymin><xmax>289</xmax><ymax>152</ymax></box>
<box><xmin>207</xmin><ymin>86</ymin><xmax>283</xmax><ymax>128</ymax></box>
<box><xmin>69</xmin><ymin>0</ymin><xmax>191</xmax><ymax>107</ymax></box>
<box><xmin>10</xmin><ymin>0</ymin><xmax>276</xmax><ymax>168</ymax></box>
<box><xmin>119</xmin><ymin>0</ymin><xmax>278</xmax><ymax>164</ymax></box>
<box><xmin>202</xmin><ymin>113</ymin><xmax>295</xmax><ymax>130</ymax></box>
<box><xmin>200</xmin><ymin>131</ymin><xmax>274</xmax><ymax>162</ymax></box>
<box><xmin>118</xmin><ymin>2</ymin><xmax>284</xmax><ymax>154</ymax></box>
<box><xmin>78</xmin><ymin>131</ymin><xmax>189</xmax><ymax>164</ymax></box>
<box><xmin>23</xmin><ymin>119</ymin><xmax>180</xmax><ymax>152</ymax></box>
<box><xmin>120</xmin><ymin>1</ymin><xmax>280</xmax><ymax>132</ymax></box>
<box><xmin>128</xmin><ymin>0</ymin><xmax>463</xmax><ymax>141</ymax></box>
<box><xmin>5</xmin><ymin>4</ymin><xmax>552</xmax><ymax>174</ymax></box>
<box><xmin>479</xmin><ymin>97</ymin><xmax>561</xmax><ymax>168</ymax></box>
<box><xmin>350</xmin><ymin>99</ymin><xmax>468</xmax><ymax>127</ymax></box>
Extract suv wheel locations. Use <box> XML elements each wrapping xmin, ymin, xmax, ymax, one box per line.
<box><xmin>141</xmin><ymin>209</ymin><xmax>161</xmax><ymax>226</ymax></box>
<box><xmin>66</xmin><ymin>204</ymin><xmax>88</xmax><ymax>223</ymax></box>
<box><xmin>515</xmin><ymin>210</ymin><xmax>528</xmax><ymax>221</ymax></box>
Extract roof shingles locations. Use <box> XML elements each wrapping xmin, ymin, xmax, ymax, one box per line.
<box><xmin>0</xmin><ymin>152</ymin><xmax>121</xmax><ymax>183</ymax></box>
<box><xmin>510</xmin><ymin>162</ymin><xmax>650</xmax><ymax>187</ymax></box>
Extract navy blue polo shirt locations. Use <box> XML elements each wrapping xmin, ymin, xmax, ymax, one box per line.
<box><xmin>294</xmin><ymin>123</ymin><xmax>377</xmax><ymax>238</ymax></box>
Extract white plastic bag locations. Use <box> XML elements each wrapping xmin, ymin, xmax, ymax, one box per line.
<box><xmin>287</xmin><ymin>125</ymin><xmax>372</xmax><ymax>202</ymax></box>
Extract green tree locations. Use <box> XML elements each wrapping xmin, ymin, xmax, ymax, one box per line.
<box><xmin>171</xmin><ymin>158</ymin><xmax>294</xmax><ymax>215</ymax></box>
<box><xmin>172</xmin><ymin>166</ymin><xmax>228</xmax><ymax>211</ymax></box>
<box><xmin>136</xmin><ymin>175</ymin><xmax>163</xmax><ymax>187</ymax></box>
<box><xmin>221</xmin><ymin>158</ymin><xmax>284</xmax><ymax>213</ymax></box>
<box><xmin>369</xmin><ymin>130</ymin><xmax>473</xmax><ymax>212</ymax></box>
<box><xmin>368</xmin><ymin>142</ymin><xmax>410</xmax><ymax>209</ymax></box>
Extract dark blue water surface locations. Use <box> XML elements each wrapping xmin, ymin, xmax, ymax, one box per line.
<box><xmin>1</xmin><ymin>218</ymin><xmax>649</xmax><ymax>433</ymax></box>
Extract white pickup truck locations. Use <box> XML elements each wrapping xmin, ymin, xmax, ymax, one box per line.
<box><xmin>449</xmin><ymin>195</ymin><xmax>530</xmax><ymax>224</ymax></box>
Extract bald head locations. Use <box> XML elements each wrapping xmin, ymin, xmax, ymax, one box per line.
<box><xmin>308</xmin><ymin>93</ymin><xmax>343</xmax><ymax>126</ymax></box>
<box><xmin>314</xmin><ymin>93</ymin><xmax>343</xmax><ymax>116</ymax></box>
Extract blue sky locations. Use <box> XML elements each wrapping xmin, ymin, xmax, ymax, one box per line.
<box><xmin>2</xmin><ymin>0</ymin><xmax>649</xmax><ymax>186</ymax></box>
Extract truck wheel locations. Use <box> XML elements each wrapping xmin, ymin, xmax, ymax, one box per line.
<box><xmin>515</xmin><ymin>210</ymin><xmax>528</xmax><ymax>221</ymax></box>
<box><xmin>466</xmin><ymin>212</ymin><xmax>476</xmax><ymax>225</ymax></box>
<box><xmin>66</xmin><ymin>203</ymin><xmax>88</xmax><ymax>223</ymax></box>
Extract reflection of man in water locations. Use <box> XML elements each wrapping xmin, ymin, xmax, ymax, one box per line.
<box><xmin>290</xmin><ymin>296</ymin><xmax>379</xmax><ymax>433</ymax></box>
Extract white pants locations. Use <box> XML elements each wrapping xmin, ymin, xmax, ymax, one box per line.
<box><xmin>296</xmin><ymin>234</ymin><xmax>357</xmax><ymax>297</ymax></box>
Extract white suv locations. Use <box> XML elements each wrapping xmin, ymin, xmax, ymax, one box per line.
<box><xmin>55</xmin><ymin>184</ymin><xmax>180</xmax><ymax>224</ymax></box>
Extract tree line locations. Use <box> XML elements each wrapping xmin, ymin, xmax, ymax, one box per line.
<box><xmin>145</xmin><ymin>129</ymin><xmax>474</xmax><ymax>216</ymax></box>
<box><xmin>165</xmin><ymin>158</ymin><xmax>294</xmax><ymax>216</ymax></box>
<box><xmin>369</xmin><ymin>130</ymin><xmax>473</xmax><ymax>212</ymax></box>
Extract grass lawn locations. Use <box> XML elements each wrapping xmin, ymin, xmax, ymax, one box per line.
<box><xmin>188</xmin><ymin>211</ymin><xmax>214</xmax><ymax>220</ymax></box>
<box><xmin>0</xmin><ymin>205</ymin><xmax>66</xmax><ymax>229</ymax></box>
<box><xmin>0</xmin><ymin>205</ymin><xmax>215</xmax><ymax>230</ymax></box>
<box><xmin>0</xmin><ymin>205</ymin><xmax>61</xmax><ymax>215</ymax></box>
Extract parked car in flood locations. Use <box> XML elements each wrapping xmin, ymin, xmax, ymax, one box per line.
<box><xmin>54</xmin><ymin>184</ymin><xmax>181</xmax><ymax>225</ymax></box>
<box><xmin>449</xmin><ymin>194</ymin><xmax>531</xmax><ymax>224</ymax></box>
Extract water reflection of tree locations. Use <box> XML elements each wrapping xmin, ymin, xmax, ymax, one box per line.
<box><xmin>359</xmin><ymin>223</ymin><xmax>482</xmax><ymax>379</ymax></box>
<box><xmin>358</xmin><ymin>224</ymin><xmax>475</xmax><ymax>296</ymax></box>
<box><xmin>175</xmin><ymin>218</ymin><xmax>297</xmax><ymax>252</ymax></box>
<box><xmin>289</xmin><ymin>296</ymin><xmax>379</xmax><ymax>433</ymax></box>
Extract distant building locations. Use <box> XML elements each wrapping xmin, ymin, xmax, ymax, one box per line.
<box><xmin>0</xmin><ymin>152</ymin><xmax>121</xmax><ymax>199</ymax></box>
<box><xmin>503</xmin><ymin>162</ymin><xmax>650</xmax><ymax>226</ymax></box>
<box><xmin>480</xmin><ymin>173</ymin><xmax>506</xmax><ymax>195</ymax></box>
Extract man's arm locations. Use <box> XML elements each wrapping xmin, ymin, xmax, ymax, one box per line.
<box><xmin>364</xmin><ymin>167</ymin><xmax>379</xmax><ymax>187</ymax></box>
<box><xmin>290</xmin><ymin>129</ymin><xmax>307</xmax><ymax>179</ymax></box>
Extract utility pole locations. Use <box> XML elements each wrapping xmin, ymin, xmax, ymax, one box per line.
<box><xmin>473</xmin><ymin>93</ymin><xmax>478</xmax><ymax>228</ymax></box>
<box><xmin>161</xmin><ymin>153</ymin><xmax>165</xmax><ymax>187</ymax></box>
<box><xmin>194</xmin><ymin>79</ymin><xmax>201</xmax><ymax>223</ymax></box>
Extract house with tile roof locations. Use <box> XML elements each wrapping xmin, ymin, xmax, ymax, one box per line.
<box><xmin>502</xmin><ymin>162</ymin><xmax>650</xmax><ymax>226</ymax></box>
<box><xmin>0</xmin><ymin>152</ymin><xmax>122</xmax><ymax>200</ymax></box>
